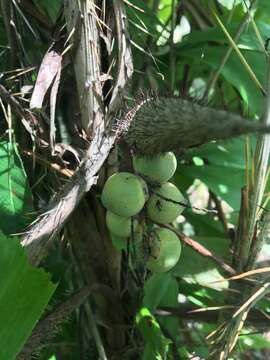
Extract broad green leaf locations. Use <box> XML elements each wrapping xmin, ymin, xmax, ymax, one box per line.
<box><xmin>182</xmin><ymin>46</ymin><xmax>265</xmax><ymax>114</ymax></box>
<box><xmin>181</xmin><ymin>138</ymin><xmax>247</xmax><ymax>169</ymax></box>
<box><xmin>32</xmin><ymin>0</ymin><xmax>61</xmax><ymax>23</ymax></box>
<box><xmin>143</xmin><ymin>272</ymin><xmax>173</xmax><ymax>312</ymax></box>
<box><xmin>157</xmin><ymin>277</ymin><xmax>179</xmax><ymax>340</ymax></box>
<box><xmin>238</xmin><ymin>332</ymin><xmax>270</xmax><ymax>351</ymax></box>
<box><xmin>136</xmin><ymin>307</ymin><xmax>171</xmax><ymax>359</ymax></box>
<box><xmin>191</xmin><ymin>346</ymin><xmax>209</xmax><ymax>358</ymax></box>
<box><xmin>179</xmin><ymin>281</ymin><xmax>226</xmax><ymax>309</ymax></box>
<box><xmin>158</xmin><ymin>0</ymin><xmax>173</xmax><ymax>24</ymax></box>
<box><xmin>184</xmin><ymin>212</ymin><xmax>225</xmax><ymax>237</ymax></box>
<box><xmin>177</xmin><ymin>163</ymin><xmax>244</xmax><ymax>210</ymax></box>
<box><xmin>0</xmin><ymin>233</ymin><xmax>56</xmax><ymax>359</ymax></box>
<box><xmin>0</xmin><ymin>140</ymin><xmax>33</xmax><ymax>235</ymax></box>
<box><xmin>175</xmin><ymin>137</ymin><xmax>255</xmax><ymax>211</ymax></box>
<box><xmin>180</xmin><ymin>21</ymin><xmax>270</xmax><ymax>54</ymax></box>
<box><xmin>143</xmin><ymin>274</ymin><xmax>180</xmax><ymax>341</ymax></box>
<box><xmin>172</xmin><ymin>236</ymin><xmax>230</xmax><ymax>290</ymax></box>
<box><xmin>256</xmin><ymin>0</ymin><xmax>270</xmax><ymax>21</ymax></box>
<box><xmin>142</xmin><ymin>342</ymin><xmax>158</xmax><ymax>360</ymax></box>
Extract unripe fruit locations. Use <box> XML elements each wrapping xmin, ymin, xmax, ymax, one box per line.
<box><xmin>133</xmin><ymin>152</ymin><xmax>177</xmax><ymax>182</ymax></box>
<box><xmin>147</xmin><ymin>228</ymin><xmax>181</xmax><ymax>272</ymax></box>
<box><xmin>147</xmin><ymin>182</ymin><xmax>186</xmax><ymax>224</ymax></box>
<box><xmin>101</xmin><ymin>172</ymin><xmax>148</xmax><ymax>217</ymax></box>
<box><xmin>106</xmin><ymin>211</ymin><xmax>137</xmax><ymax>238</ymax></box>
<box><xmin>110</xmin><ymin>233</ymin><xmax>127</xmax><ymax>251</ymax></box>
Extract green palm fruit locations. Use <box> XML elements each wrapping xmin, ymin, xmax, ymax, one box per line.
<box><xmin>147</xmin><ymin>228</ymin><xmax>181</xmax><ymax>273</ymax></box>
<box><xmin>147</xmin><ymin>182</ymin><xmax>186</xmax><ymax>224</ymax></box>
<box><xmin>101</xmin><ymin>172</ymin><xmax>148</xmax><ymax>217</ymax></box>
<box><xmin>133</xmin><ymin>152</ymin><xmax>177</xmax><ymax>182</ymax></box>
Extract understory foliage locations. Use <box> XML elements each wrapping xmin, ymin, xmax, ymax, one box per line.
<box><xmin>2</xmin><ymin>0</ymin><xmax>270</xmax><ymax>359</ymax></box>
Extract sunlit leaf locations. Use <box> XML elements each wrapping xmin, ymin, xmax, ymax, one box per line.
<box><xmin>0</xmin><ymin>233</ymin><xmax>56</xmax><ymax>360</ymax></box>
<box><xmin>173</xmin><ymin>236</ymin><xmax>230</xmax><ymax>290</ymax></box>
<box><xmin>0</xmin><ymin>139</ymin><xmax>33</xmax><ymax>235</ymax></box>
<box><xmin>136</xmin><ymin>307</ymin><xmax>171</xmax><ymax>359</ymax></box>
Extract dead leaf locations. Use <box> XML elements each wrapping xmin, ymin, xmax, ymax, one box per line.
<box><xmin>30</xmin><ymin>50</ymin><xmax>62</xmax><ymax>110</ymax></box>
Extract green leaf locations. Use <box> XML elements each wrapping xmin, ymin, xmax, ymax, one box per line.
<box><xmin>0</xmin><ymin>233</ymin><xmax>56</xmax><ymax>360</ymax></box>
<box><xmin>143</xmin><ymin>272</ymin><xmax>173</xmax><ymax>312</ymax></box>
<box><xmin>32</xmin><ymin>0</ymin><xmax>61</xmax><ymax>23</ymax></box>
<box><xmin>126</xmin><ymin>0</ymin><xmax>161</xmax><ymax>43</ymax></box>
<box><xmin>238</xmin><ymin>332</ymin><xmax>270</xmax><ymax>351</ymax></box>
<box><xmin>180</xmin><ymin>21</ymin><xmax>269</xmax><ymax>54</ymax></box>
<box><xmin>176</xmin><ymin>138</ymin><xmax>249</xmax><ymax>210</ymax></box>
<box><xmin>182</xmin><ymin>138</ymin><xmax>248</xmax><ymax>169</ymax></box>
<box><xmin>143</xmin><ymin>274</ymin><xmax>180</xmax><ymax>341</ymax></box>
<box><xmin>184</xmin><ymin>46</ymin><xmax>264</xmax><ymax>114</ymax></box>
<box><xmin>255</xmin><ymin>0</ymin><xmax>270</xmax><ymax>21</ymax></box>
<box><xmin>136</xmin><ymin>307</ymin><xmax>171</xmax><ymax>359</ymax></box>
<box><xmin>142</xmin><ymin>342</ymin><xmax>163</xmax><ymax>360</ymax></box>
<box><xmin>176</xmin><ymin>19</ymin><xmax>268</xmax><ymax>113</ymax></box>
<box><xmin>0</xmin><ymin>140</ymin><xmax>33</xmax><ymax>235</ymax></box>
<box><xmin>184</xmin><ymin>212</ymin><xmax>225</xmax><ymax>237</ymax></box>
<box><xmin>157</xmin><ymin>277</ymin><xmax>179</xmax><ymax>339</ymax></box>
<box><xmin>172</xmin><ymin>236</ymin><xmax>230</xmax><ymax>290</ymax></box>
<box><xmin>177</xmin><ymin>162</ymin><xmax>244</xmax><ymax>209</ymax></box>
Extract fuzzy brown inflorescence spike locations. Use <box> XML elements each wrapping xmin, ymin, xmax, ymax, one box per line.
<box><xmin>121</xmin><ymin>97</ymin><xmax>270</xmax><ymax>155</ymax></box>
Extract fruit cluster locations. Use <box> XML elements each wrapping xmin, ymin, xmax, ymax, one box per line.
<box><xmin>101</xmin><ymin>152</ymin><xmax>185</xmax><ymax>273</ymax></box>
